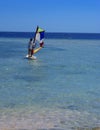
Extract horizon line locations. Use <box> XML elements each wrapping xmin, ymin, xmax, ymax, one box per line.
<box><xmin>0</xmin><ymin>31</ymin><xmax>100</xmax><ymax>34</ymax></box>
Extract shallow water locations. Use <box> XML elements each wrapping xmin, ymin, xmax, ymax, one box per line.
<box><xmin>0</xmin><ymin>38</ymin><xmax>100</xmax><ymax>129</ymax></box>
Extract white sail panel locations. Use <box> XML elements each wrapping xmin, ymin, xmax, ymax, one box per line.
<box><xmin>36</xmin><ymin>32</ymin><xmax>40</xmax><ymax>42</ymax></box>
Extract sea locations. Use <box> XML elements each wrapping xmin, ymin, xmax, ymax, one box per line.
<box><xmin>0</xmin><ymin>32</ymin><xmax>100</xmax><ymax>130</ymax></box>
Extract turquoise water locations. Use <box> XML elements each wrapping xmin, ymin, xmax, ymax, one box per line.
<box><xmin>0</xmin><ymin>38</ymin><xmax>100</xmax><ymax>129</ymax></box>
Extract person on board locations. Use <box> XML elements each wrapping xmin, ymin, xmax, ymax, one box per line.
<box><xmin>28</xmin><ymin>38</ymin><xmax>36</xmax><ymax>57</ymax></box>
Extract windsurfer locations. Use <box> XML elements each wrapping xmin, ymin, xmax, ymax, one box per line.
<box><xmin>28</xmin><ymin>38</ymin><xmax>36</xmax><ymax>57</ymax></box>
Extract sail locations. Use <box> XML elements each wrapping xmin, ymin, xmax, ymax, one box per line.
<box><xmin>34</xmin><ymin>26</ymin><xmax>45</xmax><ymax>53</ymax></box>
<box><xmin>36</xmin><ymin>27</ymin><xmax>45</xmax><ymax>43</ymax></box>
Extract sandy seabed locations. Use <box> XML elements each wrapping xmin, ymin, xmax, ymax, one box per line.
<box><xmin>0</xmin><ymin>107</ymin><xmax>100</xmax><ymax>130</ymax></box>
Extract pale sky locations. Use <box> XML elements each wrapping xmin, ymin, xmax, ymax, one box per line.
<box><xmin>0</xmin><ymin>0</ymin><xmax>100</xmax><ymax>33</ymax></box>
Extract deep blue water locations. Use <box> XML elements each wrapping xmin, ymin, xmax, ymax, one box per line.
<box><xmin>0</xmin><ymin>31</ymin><xmax>100</xmax><ymax>39</ymax></box>
<box><xmin>0</xmin><ymin>32</ymin><xmax>100</xmax><ymax>129</ymax></box>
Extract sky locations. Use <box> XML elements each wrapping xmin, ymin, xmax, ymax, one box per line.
<box><xmin>0</xmin><ymin>0</ymin><xmax>100</xmax><ymax>33</ymax></box>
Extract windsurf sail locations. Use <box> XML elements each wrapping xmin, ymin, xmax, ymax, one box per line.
<box><xmin>34</xmin><ymin>26</ymin><xmax>45</xmax><ymax>53</ymax></box>
<box><xmin>36</xmin><ymin>27</ymin><xmax>45</xmax><ymax>47</ymax></box>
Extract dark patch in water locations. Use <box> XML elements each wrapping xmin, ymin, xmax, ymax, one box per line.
<box><xmin>59</xmin><ymin>105</ymin><xmax>79</xmax><ymax>110</ymax></box>
<box><xmin>14</xmin><ymin>75</ymin><xmax>42</xmax><ymax>82</ymax></box>
<box><xmin>58</xmin><ymin>106</ymin><xmax>67</xmax><ymax>109</ymax></box>
<box><xmin>67</xmin><ymin>105</ymin><xmax>79</xmax><ymax>110</ymax></box>
<box><xmin>3</xmin><ymin>102</ymin><xmax>16</xmax><ymax>108</ymax></box>
<box><xmin>87</xmin><ymin>91</ymin><xmax>99</xmax><ymax>96</ymax></box>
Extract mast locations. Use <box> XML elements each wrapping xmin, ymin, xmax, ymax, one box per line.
<box><xmin>33</xmin><ymin>26</ymin><xmax>39</xmax><ymax>43</ymax></box>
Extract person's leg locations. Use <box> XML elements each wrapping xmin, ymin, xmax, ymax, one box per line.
<box><xmin>31</xmin><ymin>49</ymin><xmax>34</xmax><ymax>56</ymax></box>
